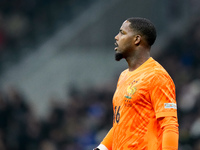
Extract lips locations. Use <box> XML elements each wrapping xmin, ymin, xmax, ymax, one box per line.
<box><xmin>114</xmin><ymin>42</ymin><xmax>118</xmax><ymax>51</ymax></box>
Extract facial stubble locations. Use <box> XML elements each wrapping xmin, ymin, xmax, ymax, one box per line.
<box><xmin>115</xmin><ymin>53</ymin><xmax>123</xmax><ymax>61</ymax></box>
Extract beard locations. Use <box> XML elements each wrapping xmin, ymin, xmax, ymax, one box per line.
<box><xmin>115</xmin><ymin>52</ymin><xmax>123</xmax><ymax>61</ymax></box>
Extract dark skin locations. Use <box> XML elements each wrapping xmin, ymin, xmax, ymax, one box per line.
<box><xmin>114</xmin><ymin>20</ymin><xmax>178</xmax><ymax>148</ymax></box>
<box><xmin>114</xmin><ymin>20</ymin><xmax>151</xmax><ymax>71</ymax></box>
<box><xmin>114</xmin><ymin>19</ymin><xmax>169</xmax><ymax>124</ymax></box>
<box><xmin>94</xmin><ymin>19</ymin><xmax>178</xmax><ymax>150</ymax></box>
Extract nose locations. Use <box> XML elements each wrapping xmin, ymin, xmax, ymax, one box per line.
<box><xmin>115</xmin><ymin>34</ymin><xmax>119</xmax><ymax>41</ymax></box>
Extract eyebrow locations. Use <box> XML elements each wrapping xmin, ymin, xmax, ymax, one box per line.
<box><xmin>119</xmin><ymin>29</ymin><xmax>127</xmax><ymax>34</ymax></box>
<box><xmin>119</xmin><ymin>29</ymin><xmax>124</xmax><ymax>33</ymax></box>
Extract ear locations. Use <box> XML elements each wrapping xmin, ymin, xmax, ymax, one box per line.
<box><xmin>134</xmin><ymin>35</ymin><xmax>141</xmax><ymax>45</ymax></box>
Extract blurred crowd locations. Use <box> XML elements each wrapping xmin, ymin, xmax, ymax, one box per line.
<box><xmin>0</xmin><ymin>84</ymin><xmax>114</xmax><ymax>150</ymax></box>
<box><xmin>0</xmin><ymin>0</ymin><xmax>94</xmax><ymax>73</ymax></box>
<box><xmin>0</xmin><ymin>17</ymin><xmax>200</xmax><ymax>150</ymax></box>
<box><xmin>0</xmin><ymin>1</ymin><xmax>200</xmax><ymax>150</ymax></box>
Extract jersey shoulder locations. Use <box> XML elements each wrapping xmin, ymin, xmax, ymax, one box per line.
<box><xmin>147</xmin><ymin>59</ymin><xmax>175</xmax><ymax>91</ymax></box>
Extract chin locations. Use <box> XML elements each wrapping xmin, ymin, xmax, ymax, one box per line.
<box><xmin>115</xmin><ymin>53</ymin><xmax>123</xmax><ymax>61</ymax></box>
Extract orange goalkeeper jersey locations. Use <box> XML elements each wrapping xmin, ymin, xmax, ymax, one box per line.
<box><xmin>109</xmin><ymin>57</ymin><xmax>178</xmax><ymax>150</ymax></box>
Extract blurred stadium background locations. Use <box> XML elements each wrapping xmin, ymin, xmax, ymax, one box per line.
<box><xmin>0</xmin><ymin>0</ymin><xmax>200</xmax><ymax>150</ymax></box>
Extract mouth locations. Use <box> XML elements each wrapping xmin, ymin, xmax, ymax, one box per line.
<box><xmin>114</xmin><ymin>42</ymin><xmax>118</xmax><ymax>51</ymax></box>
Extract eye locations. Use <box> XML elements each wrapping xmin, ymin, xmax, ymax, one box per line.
<box><xmin>120</xmin><ymin>30</ymin><xmax>124</xmax><ymax>35</ymax></box>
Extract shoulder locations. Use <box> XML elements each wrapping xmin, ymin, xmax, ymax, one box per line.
<box><xmin>149</xmin><ymin>59</ymin><xmax>175</xmax><ymax>87</ymax></box>
<box><xmin>119</xmin><ymin>69</ymin><xmax>129</xmax><ymax>78</ymax></box>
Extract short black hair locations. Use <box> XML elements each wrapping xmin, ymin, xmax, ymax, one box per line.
<box><xmin>127</xmin><ymin>17</ymin><xmax>157</xmax><ymax>46</ymax></box>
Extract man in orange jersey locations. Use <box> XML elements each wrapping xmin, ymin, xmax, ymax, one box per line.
<box><xmin>93</xmin><ymin>17</ymin><xmax>179</xmax><ymax>150</ymax></box>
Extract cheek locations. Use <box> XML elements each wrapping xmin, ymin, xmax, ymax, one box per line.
<box><xmin>119</xmin><ymin>37</ymin><xmax>127</xmax><ymax>46</ymax></box>
<box><xmin>120</xmin><ymin>39</ymin><xmax>132</xmax><ymax>49</ymax></box>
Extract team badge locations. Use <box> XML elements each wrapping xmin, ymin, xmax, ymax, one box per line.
<box><xmin>125</xmin><ymin>83</ymin><xmax>137</xmax><ymax>99</ymax></box>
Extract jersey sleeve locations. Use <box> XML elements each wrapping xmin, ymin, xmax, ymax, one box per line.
<box><xmin>158</xmin><ymin>116</ymin><xmax>179</xmax><ymax>150</ymax></box>
<box><xmin>101</xmin><ymin>127</ymin><xmax>113</xmax><ymax>150</ymax></box>
<box><xmin>150</xmin><ymin>72</ymin><xmax>177</xmax><ymax>119</ymax></box>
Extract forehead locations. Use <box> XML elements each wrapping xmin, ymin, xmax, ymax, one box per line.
<box><xmin>120</xmin><ymin>20</ymin><xmax>132</xmax><ymax>32</ymax></box>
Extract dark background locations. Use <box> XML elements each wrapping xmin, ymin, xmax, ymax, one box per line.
<box><xmin>0</xmin><ymin>0</ymin><xmax>200</xmax><ymax>150</ymax></box>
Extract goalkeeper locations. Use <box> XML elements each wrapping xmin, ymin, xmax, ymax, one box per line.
<box><xmin>94</xmin><ymin>17</ymin><xmax>179</xmax><ymax>150</ymax></box>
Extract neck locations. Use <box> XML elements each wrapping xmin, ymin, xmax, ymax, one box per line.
<box><xmin>126</xmin><ymin>49</ymin><xmax>150</xmax><ymax>71</ymax></box>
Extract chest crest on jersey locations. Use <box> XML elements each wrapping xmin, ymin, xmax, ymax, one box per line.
<box><xmin>124</xmin><ymin>81</ymin><xmax>137</xmax><ymax>100</ymax></box>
